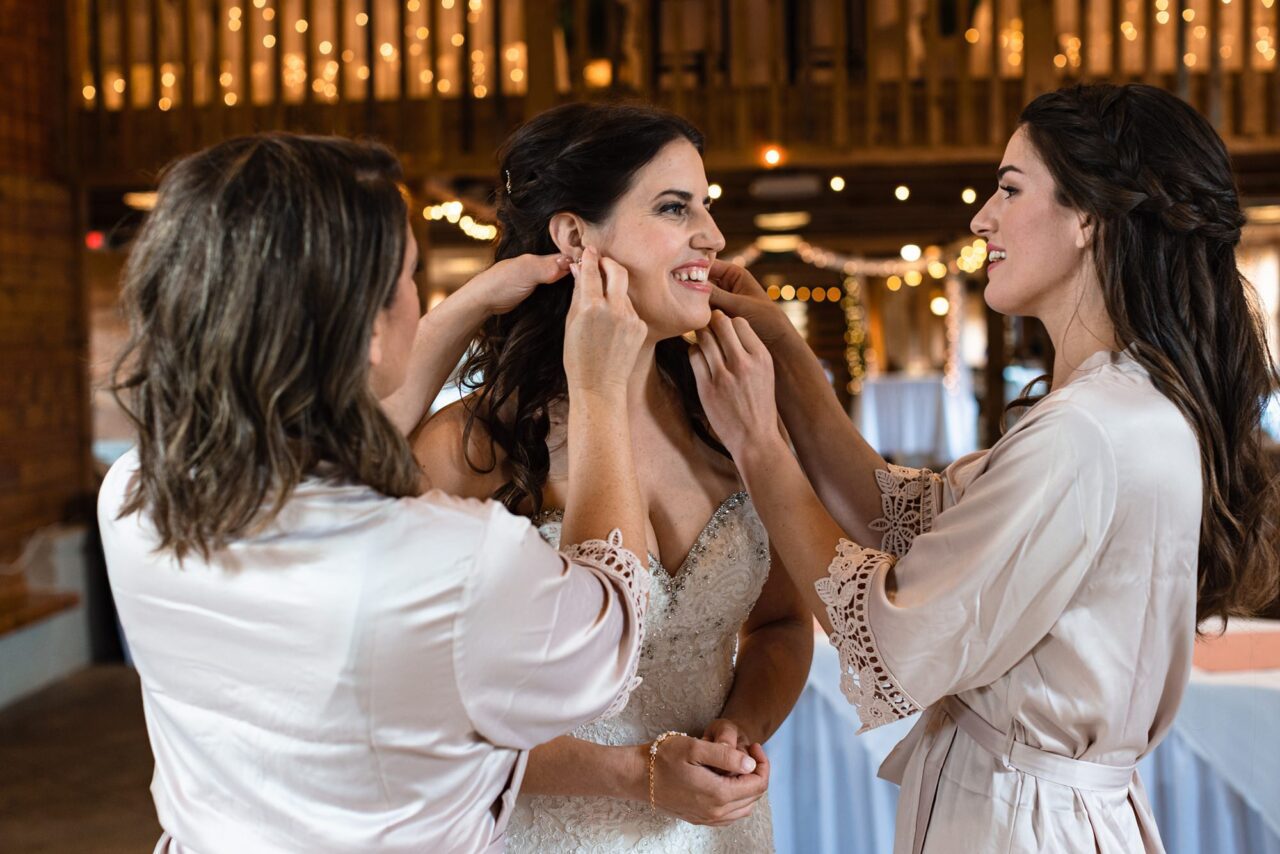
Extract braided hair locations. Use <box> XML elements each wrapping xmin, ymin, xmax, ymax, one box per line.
<box><xmin>1019</xmin><ymin>83</ymin><xmax>1279</xmax><ymax>625</ymax></box>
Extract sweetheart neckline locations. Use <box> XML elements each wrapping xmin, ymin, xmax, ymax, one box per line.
<box><xmin>533</xmin><ymin>490</ymin><xmax>749</xmax><ymax>583</ymax></box>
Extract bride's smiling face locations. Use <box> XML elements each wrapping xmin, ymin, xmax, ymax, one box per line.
<box><xmin>580</xmin><ymin>140</ymin><xmax>726</xmax><ymax>339</ymax></box>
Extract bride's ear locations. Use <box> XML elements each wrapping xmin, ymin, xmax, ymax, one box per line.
<box><xmin>548</xmin><ymin>213</ymin><xmax>586</xmax><ymax>259</ymax></box>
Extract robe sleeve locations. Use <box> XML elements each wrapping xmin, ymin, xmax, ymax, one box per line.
<box><xmin>816</xmin><ymin>402</ymin><xmax>1117</xmax><ymax>732</ymax></box>
<box><xmin>454</xmin><ymin>503</ymin><xmax>649</xmax><ymax>749</ymax></box>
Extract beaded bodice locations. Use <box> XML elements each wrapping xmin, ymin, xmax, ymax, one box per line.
<box><xmin>504</xmin><ymin>492</ymin><xmax>776</xmax><ymax>853</ymax></box>
<box><xmin>531</xmin><ymin>492</ymin><xmax>770</xmax><ymax>743</ymax></box>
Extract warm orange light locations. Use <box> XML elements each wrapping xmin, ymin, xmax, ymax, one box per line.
<box><xmin>762</xmin><ymin>146</ymin><xmax>783</xmax><ymax>167</ymax></box>
<box><xmin>583</xmin><ymin>59</ymin><xmax>612</xmax><ymax>88</ymax></box>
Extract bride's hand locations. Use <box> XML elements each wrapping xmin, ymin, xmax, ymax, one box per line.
<box><xmin>465</xmin><ymin>252</ymin><xmax>572</xmax><ymax>316</ymax></box>
<box><xmin>707</xmin><ymin>260</ymin><xmax>797</xmax><ymax>348</ymax></box>
<box><xmin>702</xmin><ymin>717</ymin><xmax>751</xmax><ymax>751</ymax></box>
<box><xmin>647</xmin><ymin>736</ymin><xmax>769</xmax><ymax>826</ymax></box>
<box><xmin>689</xmin><ymin>310</ymin><xmax>782</xmax><ymax>458</ymax></box>
<box><xmin>564</xmin><ymin>246</ymin><xmax>646</xmax><ymax>397</ymax></box>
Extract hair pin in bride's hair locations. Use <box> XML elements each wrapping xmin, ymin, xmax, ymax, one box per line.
<box><xmin>504</xmin><ymin>169</ymin><xmax>512</xmax><ymax>194</ymax></box>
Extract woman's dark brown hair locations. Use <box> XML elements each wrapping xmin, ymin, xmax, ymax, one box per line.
<box><xmin>112</xmin><ymin>133</ymin><xmax>421</xmax><ymax>560</ymax></box>
<box><xmin>1019</xmin><ymin>83</ymin><xmax>1280</xmax><ymax>624</ymax></box>
<box><xmin>461</xmin><ymin>101</ymin><xmax>726</xmax><ymax>515</ymax></box>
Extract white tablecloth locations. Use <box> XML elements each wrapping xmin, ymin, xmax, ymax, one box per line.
<box><xmin>853</xmin><ymin>373</ymin><xmax>977</xmax><ymax>465</ymax></box>
<box><xmin>767</xmin><ymin>640</ymin><xmax>1280</xmax><ymax>854</ymax></box>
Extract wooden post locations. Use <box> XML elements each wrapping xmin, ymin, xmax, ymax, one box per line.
<box><xmin>924</xmin><ymin>0</ymin><xmax>941</xmax><ymax>147</ymax></box>
<box><xmin>427</xmin><ymin>0</ymin><xmax>441</xmax><ymax>165</ymax></box>
<box><xmin>335</xmin><ymin>0</ymin><xmax>346</xmax><ymax>102</ymax></box>
<box><xmin>733</xmin><ymin>0</ymin><xmax>749</xmax><ymax>150</ymax></box>
<box><xmin>897</xmin><ymin>0</ymin><xmax>911</xmax><ymax>146</ymax></box>
<box><xmin>363</xmin><ymin>0</ymin><xmax>375</xmax><ymax>132</ymax></box>
<box><xmin>1109</xmin><ymin>0</ymin><xmax>1123</xmax><ymax>79</ymax></box>
<box><xmin>865</xmin><ymin>0</ymin><xmax>878</xmax><ymax>146</ymax></box>
<box><xmin>524</xmin><ymin>0</ymin><xmax>557</xmax><ymax>114</ymax></box>
<box><xmin>303</xmin><ymin>0</ymin><xmax>315</xmax><ymax>105</ymax></box>
<box><xmin>240</xmin><ymin>0</ymin><xmax>251</xmax><ymax>110</ymax></box>
<box><xmin>572</xmin><ymin>0</ymin><xmax>587</xmax><ymax>99</ymax></box>
<box><xmin>1022</xmin><ymin>0</ymin><xmax>1055</xmax><ymax>102</ymax></box>
<box><xmin>832</xmin><ymin>0</ymin><xmax>848</xmax><ymax>148</ymax></box>
<box><xmin>120</xmin><ymin>0</ymin><xmax>133</xmax><ymax>166</ymax></box>
<box><xmin>180</xmin><ymin>0</ymin><xmax>193</xmax><ymax>147</ymax></box>
<box><xmin>988</xmin><ymin>0</ymin><xmax>1003</xmax><ymax>144</ymax></box>
<box><xmin>1076</xmin><ymin>0</ymin><xmax>1089</xmax><ymax>80</ymax></box>
<box><xmin>769</xmin><ymin>0</ymin><xmax>783</xmax><ymax>142</ymax></box>
<box><xmin>1174</xmin><ymin>0</ymin><xmax>1188</xmax><ymax>101</ymax></box>
<box><xmin>1208</xmin><ymin>0</ymin><xmax>1223</xmax><ymax>130</ymax></box>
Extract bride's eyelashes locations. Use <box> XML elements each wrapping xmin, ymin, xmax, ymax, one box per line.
<box><xmin>658</xmin><ymin>201</ymin><xmax>689</xmax><ymax>218</ymax></box>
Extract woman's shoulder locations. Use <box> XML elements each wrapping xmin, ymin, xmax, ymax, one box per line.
<box><xmin>410</xmin><ymin>395</ymin><xmax>508</xmax><ymax>501</ymax></box>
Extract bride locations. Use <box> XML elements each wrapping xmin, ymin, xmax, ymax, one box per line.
<box><xmin>413</xmin><ymin>102</ymin><xmax>813</xmax><ymax>852</ymax></box>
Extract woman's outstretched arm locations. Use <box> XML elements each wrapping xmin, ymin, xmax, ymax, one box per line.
<box><xmin>381</xmin><ymin>253</ymin><xmax>571</xmax><ymax>435</ymax></box>
<box><xmin>706</xmin><ymin>263</ymin><xmax>891</xmax><ymax>547</ymax></box>
<box><xmin>705</xmin><ymin>546</ymin><xmax>814</xmax><ymax>749</ymax></box>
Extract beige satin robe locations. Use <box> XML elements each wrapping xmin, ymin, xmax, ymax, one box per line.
<box><xmin>817</xmin><ymin>349</ymin><xmax>1201</xmax><ymax>853</ymax></box>
<box><xmin>99</xmin><ymin>450</ymin><xmax>647</xmax><ymax>854</ymax></box>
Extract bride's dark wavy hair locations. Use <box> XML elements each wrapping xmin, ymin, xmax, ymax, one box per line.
<box><xmin>460</xmin><ymin>101</ymin><xmax>727</xmax><ymax>515</ymax></box>
<box><xmin>1018</xmin><ymin>83</ymin><xmax>1280</xmax><ymax>624</ymax></box>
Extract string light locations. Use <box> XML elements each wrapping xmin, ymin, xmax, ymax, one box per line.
<box><xmin>900</xmin><ymin>243</ymin><xmax>922</xmax><ymax>262</ymax></box>
<box><xmin>894</xmin><ymin>185</ymin><xmax>910</xmax><ymax>201</ymax></box>
<box><xmin>961</xmin><ymin>187</ymin><xmax>977</xmax><ymax>204</ymax></box>
<box><xmin>423</xmin><ymin>201</ymin><xmax>498</xmax><ymax>240</ymax></box>
<box><xmin>830</xmin><ymin>176</ymin><xmax>846</xmax><ymax>192</ymax></box>
<box><xmin>708</xmin><ymin>183</ymin><xmax>723</xmax><ymax>200</ymax></box>
<box><xmin>843</xmin><ymin>276</ymin><xmax>869</xmax><ymax>394</ymax></box>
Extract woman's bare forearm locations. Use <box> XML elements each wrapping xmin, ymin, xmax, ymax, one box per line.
<box><xmin>381</xmin><ymin>288</ymin><xmax>488</xmax><ymax>435</ymax></box>
<box><xmin>733</xmin><ymin>434</ymin><xmax>857</xmax><ymax>634</ymax></box>
<box><xmin>770</xmin><ymin>333</ymin><xmax>888</xmax><ymax>547</ymax></box>
<box><xmin>559</xmin><ymin>390</ymin><xmax>647</xmax><ymax>554</ymax></box>
<box><xmin>519</xmin><ymin>736</ymin><xmax>646</xmax><ymax>801</ymax></box>
<box><xmin>718</xmin><ymin>618</ymin><xmax>813</xmax><ymax>745</ymax></box>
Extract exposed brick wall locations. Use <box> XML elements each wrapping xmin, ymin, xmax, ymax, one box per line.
<box><xmin>0</xmin><ymin>1</ymin><xmax>90</xmax><ymax>562</ymax></box>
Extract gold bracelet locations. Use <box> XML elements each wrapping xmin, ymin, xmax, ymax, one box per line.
<box><xmin>647</xmin><ymin>730</ymin><xmax>686</xmax><ymax>811</ymax></box>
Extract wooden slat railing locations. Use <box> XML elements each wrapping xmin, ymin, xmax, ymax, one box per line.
<box><xmin>76</xmin><ymin>0</ymin><xmax>1280</xmax><ymax>183</ymax></box>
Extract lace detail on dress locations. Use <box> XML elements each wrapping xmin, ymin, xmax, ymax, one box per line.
<box><xmin>562</xmin><ymin>529</ymin><xmax>649</xmax><ymax>720</ymax></box>
<box><xmin>868</xmin><ymin>464</ymin><xmax>942</xmax><ymax>557</ymax></box>
<box><xmin>507</xmin><ymin>494</ymin><xmax>776</xmax><ymax>853</ymax></box>
<box><xmin>814</xmin><ymin>539</ymin><xmax>922</xmax><ymax>732</ymax></box>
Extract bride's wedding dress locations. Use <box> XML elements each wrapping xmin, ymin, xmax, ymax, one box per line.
<box><xmin>504</xmin><ymin>492</ymin><xmax>777</xmax><ymax>853</ymax></box>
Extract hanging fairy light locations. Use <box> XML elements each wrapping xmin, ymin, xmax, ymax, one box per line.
<box><xmin>843</xmin><ymin>276</ymin><xmax>869</xmax><ymax>394</ymax></box>
<box><xmin>423</xmin><ymin>201</ymin><xmax>498</xmax><ymax>241</ymax></box>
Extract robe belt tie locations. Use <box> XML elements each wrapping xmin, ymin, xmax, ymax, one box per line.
<box><xmin>940</xmin><ymin>696</ymin><xmax>1137</xmax><ymax>792</ymax></box>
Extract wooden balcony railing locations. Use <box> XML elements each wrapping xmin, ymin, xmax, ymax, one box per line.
<box><xmin>74</xmin><ymin>0</ymin><xmax>1280</xmax><ymax>183</ymax></box>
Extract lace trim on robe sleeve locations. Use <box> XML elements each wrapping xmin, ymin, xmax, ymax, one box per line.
<box><xmin>868</xmin><ymin>464</ymin><xmax>943</xmax><ymax>558</ymax></box>
<box><xmin>814</xmin><ymin>539</ymin><xmax>924</xmax><ymax>731</ymax></box>
<box><xmin>561</xmin><ymin>529</ymin><xmax>649</xmax><ymax>720</ymax></box>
